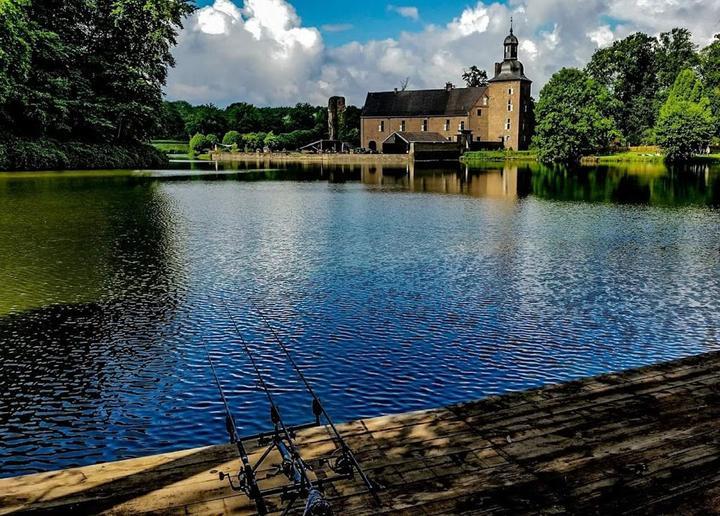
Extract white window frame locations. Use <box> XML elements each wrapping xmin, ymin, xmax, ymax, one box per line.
<box><xmin>444</xmin><ymin>119</ymin><xmax>450</xmax><ymax>131</ymax></box>
<box><xmin>507</xmin><ymin>100</ymin><xmax>513</xmax><ymax>112</ymax></box>
<box><xmin>400</xmin><ymin>120</ymin><xmax>406</xmax><ymax>132</ymax></box>
<box><xmin>505</xmin><ymin>119</ymin><xmax>511</xmax><ymax>130</ymax></box>
<box><xmin>379</xmin><ymin>121</ymin><xmax>385</xmax><ymax>132</ymax></box>
<box><xmin>508</xmin><ymin>88</ymin><xmax>514</xmax><ymax>95</ymax></box>
<box><xmin>422</xmin><ymin>119</ymin><xmax>428</xmax><ymax>132</ymax></box>
<box><xmin>483</xmin><ymin>97</ymin><xmax>488</xmax><ymax>106</ymax></box>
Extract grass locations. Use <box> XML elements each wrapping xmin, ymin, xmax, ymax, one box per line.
<box><xmin>589</xmin><ymin>150</ymin><xmax>720</xmax><ymax>164</ymax></box>
<box><xmin>592</xmin><ymin>151</ymin><xmax>664</xmax><ymax>163</ymax></box>
<box><xmin>151</xmin><ymin>140</ymin><xmax>189</xmax><ymax>154</ymax></box>
<box><xmin>462</xmin><ymin>150</ymin><xmax>538</xmax><ymax>162</ymax></box>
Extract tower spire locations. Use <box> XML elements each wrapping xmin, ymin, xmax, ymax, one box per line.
<box><xmin>510</xmin><ymin>16</ymin><xmax>513</xmax><ymax>35</ymax></box>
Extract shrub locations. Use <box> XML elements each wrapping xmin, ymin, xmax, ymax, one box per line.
<box><xmin>0</xmin><ymin>138</ymin><xmax>167</xmax><ymax>171</ymax></box>
<box><xmin>222</xmin><ymin>130</ymin><xmax>242</xmax><ymax>146</ymax></box>
<box><xmin>243</xmin><ymin>132</ymin><xmax>267</xmax><ymax>150</ymax></box>
<box><xmin>206</xmin><ymin>134</ymin><xmax>218</xmax><ymax>147</ymax></box>
<box><xmin>189</xmin><ymin>133</ymin><xmax>208</xmax><ymax>153</ymax></box>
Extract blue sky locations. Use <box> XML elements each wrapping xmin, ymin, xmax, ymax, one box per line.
<box><xmin>169</xmin><ymin>0</ymin><xmax>720</xmax><ymax>107</ymax></box>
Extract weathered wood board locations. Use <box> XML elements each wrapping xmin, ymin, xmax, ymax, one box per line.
<box><xmin>3</xmin><ymin>351</ymin><xmax>720</xmax><ymax>514</ymax></box>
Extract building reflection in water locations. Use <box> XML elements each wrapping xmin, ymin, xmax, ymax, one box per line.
<box><xmin>360</xmin><ymin>161</ymin><xmax>530</xmax><ymax>201</ymax></box>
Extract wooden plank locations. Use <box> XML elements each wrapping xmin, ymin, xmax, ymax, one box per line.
<box><xmin>3</xmin><ymin>351</ymin><xmax>720</xmax><ymax>515</ymax></box>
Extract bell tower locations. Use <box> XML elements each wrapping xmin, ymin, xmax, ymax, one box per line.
<box><xmin>487</xmin><ymin>21</ymin><xmax>533</xmax><ymax>151</ymax></box>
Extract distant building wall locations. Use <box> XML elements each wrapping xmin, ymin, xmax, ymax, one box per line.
<box><xmin>361</xmin><ymin>116</ymin><xmax>468</xmax><ymax>150</ymax></box>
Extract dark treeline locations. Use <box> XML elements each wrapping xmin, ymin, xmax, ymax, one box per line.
<box><xmin>156</xmin><ymin>101</ymin><xmax>362</xmax><ymax>151</ymax></box>
<box><xmin>534</xmin><ymin>28</ymin><xmax>720</xmax><ymax>163</ymax></box>
<box><xmin>0</xmin><ymin>0</ymin><xmax>194</xmax><ymax>170</ymax></box>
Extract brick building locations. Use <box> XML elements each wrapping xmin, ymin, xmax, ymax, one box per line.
<box><xmin>360</xmin><ymin>26</ymin><xmax>533</xmax><ymax>151</ymax></box>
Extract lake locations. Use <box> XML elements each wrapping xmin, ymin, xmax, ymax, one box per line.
<box><xmin>1</xmin><ymin>159</ymin><xmax>719</xmax><ymax>477</ymax></box>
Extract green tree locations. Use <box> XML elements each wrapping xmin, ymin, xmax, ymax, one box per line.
<box><xmin>655</xmin><ymin>69</ymin><xmax>714</xmax><ymax>161</ymax></box>
<box><xmin>701</xmin><ymin>34</ymin><xmax>720</xmax><ymax>138</ymax></box>
<box><xmin>533</xmin><ymin>68</ymin><xmax>621</xmax><ymax>164</ymax></box>
<box><xmin>222</xmin><ymin>130</ymin><xmax>242</xmax><ymax>146</ymax></box>
<box><xmin>586</xmin><ymin>32</ymin><xmax>659</xmax><ymax>145</ymax></box>
<box><xmin>654</xmin><ymin>29</ymin><xmax>700</xmax><ymax>92</ymax></box>
<box><xmin>188</xmin><ymin>133</ymin><xmax>207</xmax><ymax>153</ymax></box>
<box><xmin>462</xmin><ymin>66</ymin><xmax>488</xmax><ymax>87</ymax></box>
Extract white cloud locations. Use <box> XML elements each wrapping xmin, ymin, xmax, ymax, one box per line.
<box><xmin>588</xmin><ymin>25</ymin><xmax>615</xmax><ymax>48</ymax></box>
<box><xmin>166</xmin><ymin>0</ymin><xmax>720</xmax><ymax>107</ymax></box>
<box><xmin>387</xmin><ymin>5</ymin><xmax>420</xmax><ymax>21</ymax></box>
<box><xmin>448</xmin><ymin>5</ymin><xmax>490</xmax><ymax>37</ymax></box>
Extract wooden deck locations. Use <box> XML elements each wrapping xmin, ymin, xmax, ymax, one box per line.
<box><xmin>3</xmin><ymin>351</ymin><xmax>720</xmax><ymax>515</ymax></box>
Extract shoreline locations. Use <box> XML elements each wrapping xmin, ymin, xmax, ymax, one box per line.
<box><xmin>3</xmin><ymin>350</ymin><xmax>720</xmax><ymax>514</ymax></box>
<box><xmin>208</xmin><ymin>151</ymin><xmax>409</xmax><ymax>165</ymax></box>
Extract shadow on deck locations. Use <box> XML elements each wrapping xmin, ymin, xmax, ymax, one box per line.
<box><xmin>3</xmin><ymin>351</ymin><xmax>720</xmax><ymax>514</ymax></box>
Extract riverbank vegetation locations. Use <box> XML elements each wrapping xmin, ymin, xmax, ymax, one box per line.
<box><xmin>154</xmin><ymin>101</ymin><xmax>362</xmax><ymax>154</ymax></box>
<box><xmin>0</xmin><ymin>0</ymin><xmax>193</xmax><ymax>171</ymax></box>
<box><xmin>534</xmin><ymin>28</ymin><xmax>720</xmax><ymax>164</ymax></box>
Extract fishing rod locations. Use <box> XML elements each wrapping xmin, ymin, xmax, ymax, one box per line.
<box><xmin>201</xmin><ymin>341</ymin><xmax>267</xmax><ymax>515</ymax></box>
<box><xmin>219</xmin><ymin>301</ymin><xmax>334</xmax><ymax>516</ymax></box>
<box><xmin>247</xmin><ymin>298</ymin><xmax>382</xmax><ymax>503</ymax></box>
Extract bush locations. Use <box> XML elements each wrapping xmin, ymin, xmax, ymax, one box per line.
<box><xmin>206</xmin><ymin>134</ymin><xmax>218</xmax><ymax>147</ymax></box>
<box><xmin>0</xmin><ymin>138</ymin><xmax>167</xmax><ymax>171</ymax></box>
<box><xmin>188</xmin><ymin>133</ymin><xmax>208</xmax><ymax>153</ymax></box>
<box><xmin>243</xmin><ymin>132</ymin><xmax>267</xmax><ymax>150</ymax></box>
<box><xmin>222</xmin><ymin>130</ymin><xmax>242</xmax><ymax>146</ymax></box>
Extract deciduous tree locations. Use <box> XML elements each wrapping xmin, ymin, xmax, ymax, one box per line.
<box><xmin>655</xmin><ymin>69</ymin><xmax>714</xmax><ymax>161</ymax></box>
<box><xmin>533</xmin><ymin>68</ymin><xmax>621</xmax><ymax>164</ymax></box>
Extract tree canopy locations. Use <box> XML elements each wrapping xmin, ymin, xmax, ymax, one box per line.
<box><xmin>655</xmin><ymin>69</ymin><xmax>714</xmax><ymax>161</ymax></box>
<box><xmin>0</xmin><ymin>0</ymin><xmax>193</xmax><ymax>144</ymax></box>
<box><xmin>533</xmin><ymin>68</ymin><xmax>621</xmax><ymax>164</ymax></box>
<box><xmin>462</xmin><ymin>66</ymin><xmax>489</xmax><ymax>88</ymax></box>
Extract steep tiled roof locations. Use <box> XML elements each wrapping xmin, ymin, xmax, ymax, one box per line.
<box><xmin>362</xmin><ymin>87</ymin><xmax>487</xmax><ymax>117</ymax></box>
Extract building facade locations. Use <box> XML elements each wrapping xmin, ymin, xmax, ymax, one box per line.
<box><xmin>360</xmin><ymin>27</ymin><xmax>533</xmax><ymax>151</ymax></box>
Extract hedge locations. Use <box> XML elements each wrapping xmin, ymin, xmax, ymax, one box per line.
<box><xmin>0</xmin><ymin>139</ymin><xmax>168</xmax><ymax>171</ymax></box>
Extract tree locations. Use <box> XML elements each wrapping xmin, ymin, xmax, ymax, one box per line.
<box><xmin>462</xmin><ymin>66</ymin><xmax>488</xmax><ymax>88</ymax></box>
<box><xmin>655</xmin><ymin>28</ymin><xmax>700</xmax><ymax>92</ymax></box>
<box><xmin>655</xmin><ymin>69</ymin><xmax>714</xmax><ymax>161</ymax></box>
<box><xmin>533</xmin><ymin>68</ymin><xmax>621</xmax><ymax>164</ymax></box>
<box><xmin>701</xmin><ymin>34</ymin><xmax>720</xmax><ymax>138</ymax></box>
<box><xmin>222</xmin><ymin>130</ymin><xmax>242</xmax><ymax>146</ymax></box>
<box><xmin>586</xmin><ymin>32</ymin><xmax>659</xmax><ymax>145</ymax></box>
<box><xmin>0</xmin><ymin>0</ymin><xmax>193</xmax><ymax>143</ymax></box>
<box><xmin>185</xmin><ymin>104</ymin><xmax>227</xmax><ymax>136</ymax></box>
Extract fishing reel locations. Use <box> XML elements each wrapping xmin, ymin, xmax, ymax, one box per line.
<box><xmin>326</xmin><ymin>449</ymin><xmax>354</xmax><ymax>476</ymax></box>
<box><xmin>219</xmin><ymin>463</ymin><xmax>253</xmax><ymax>495</ymax></box>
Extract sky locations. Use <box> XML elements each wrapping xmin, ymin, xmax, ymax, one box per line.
<box><xmin>166</xmin><ymin>0</ymin><xmax>720</xmax><ymax>107</ymax></box>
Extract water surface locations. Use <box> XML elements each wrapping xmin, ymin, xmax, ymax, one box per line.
<box><xmin>1</xmin><ymin>160</ymin><xmax>719</xmax><ymax>477</ymax></box>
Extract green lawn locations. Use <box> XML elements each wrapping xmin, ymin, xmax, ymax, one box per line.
<box><xmin>151</xmin><ymin>140</ymin><xmax>189</xmax><ymax>154</ymax></box>
<box><xmin>462</xmin><ymin>150</ymin><xmax>538</xmax><ymax>162</ymax></box>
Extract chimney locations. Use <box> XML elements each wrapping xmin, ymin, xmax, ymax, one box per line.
<box><xmin>394</xmin><ymin>88</ymin><xmax>398</xmax><ymax>94</ymax></box>
<box><xmin>445</xmin><ymin>82</ymin><xmax>454</xmax><ymax>91</ymax></box>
